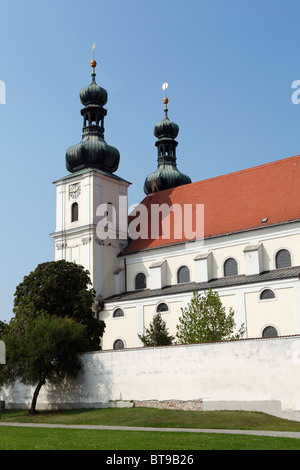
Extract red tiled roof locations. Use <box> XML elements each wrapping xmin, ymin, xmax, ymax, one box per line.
<box><xmin>124</xmin><ymin>154</ymin><xmax>300</xmax><ymax>254</ymax></box>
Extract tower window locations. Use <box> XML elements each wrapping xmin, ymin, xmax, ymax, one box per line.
<box><xmin>275</xmin><ymin>249</ymin><xmax>292</xmax><ymax>269</ymax></box>
<box><xmin>260</xmin><ymin>289</ymin><xmax>275</xmax><ymax>300</ymax></box>
<box><xmin>135</xmin><ymin>273</ymin><xmax>146</xmax><ymax>290</ymax></box>
<box><xmin>71</xmin><ymin>202</ymin><xmax>78</xmax><ymax>222</ymax></box>
<box><xmin>177</xmin><ymin>266</ymin><xmax>190</xmax><ymax>284</ymax></box>
<box><xmin>224</xmin><ymin>258</ymin><xmax>238</xmax><ymax>277</ymax></box>
<box><xmin>106</xmin><ymin>202</ymin><xmax>115</xmax><ymax>223</ymax></box>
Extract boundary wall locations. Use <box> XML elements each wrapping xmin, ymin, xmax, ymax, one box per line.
<box><xmin>3</xmin><ymin>335</ymin><xmax>300</xmax><ymax>421</ymax></box>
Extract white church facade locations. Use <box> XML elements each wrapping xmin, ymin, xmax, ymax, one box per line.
<box><xmin>51</xmin><ymin>58</ymin><xmax>300</xmax><ymax>351</ymax></box>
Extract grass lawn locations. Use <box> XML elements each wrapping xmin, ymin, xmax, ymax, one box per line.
<box><xmin>1</xmin><ymin>408</ymin><xmax>300</xmax><ymax>450</ymax></box>
<box><xmin>2</xmin><ymin>407</ymin><xmax>300</xmax><ymax>431</ymax></box>
<box><xmin>1</xmin><ymin>426</ymin><xmax>300</xmax><ymax>450</ymax></box>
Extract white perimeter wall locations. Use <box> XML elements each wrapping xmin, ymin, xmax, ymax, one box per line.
<box><xmin>3</xmin><ymin>335</ymin><xmax>300</xmax><ymax>421</ymax></box>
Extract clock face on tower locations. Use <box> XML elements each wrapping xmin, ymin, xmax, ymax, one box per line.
<box><xmin>69</xmin><ymin>183</ymin><xmax>81</xmax><ymax>199</ymax></box>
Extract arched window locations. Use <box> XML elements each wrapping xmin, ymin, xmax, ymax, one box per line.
<box><xmin>135</xmin><ymin>273</ymin><xmax>146</xmax><ymax>290</ymax></box>
<box><xmin>260</xmin><ymin>289</ymin><xmax>275</xmax><ymax>300</ymax></box>
<box><xmin>224</xmin><ymin>258</ymin><xmax>238</xmax><ymax>277</ymax></box>
<box><xmin>276</xmin><ymin>249</ymin><xmax>292</xmax><ymax>269</ymax></box>
<box><xmin>113</xmin><ymin>308</ymin><xmax>124</xmax><ymax>318</ymax></box>
<box><xmin>262</xmin><ymin>326</ymin><xmax>278</xmax><ymax>338</ymax></box>
<box><xmin>113</xmin><ymin>339</ymin><xmax>125</xmax><ymax>350</ymax></box>
<box><xmin>157</xmin><ymin>303</ymin><xmax>169</xmax><ymax>313</ymax></box>
<box><xmin>177</xmin><ymin>266</ymin><xmax>190</xmax><ymax>284</ymax></box>
<box><xmin>106</xmin><ymin>202</ymin><xmax>115</xmax><ymax>223</ymax></box>
<box><xmin>71</xmin><ymin>202</ymin><xmax>78</xmax><ymax>222</ymax></box>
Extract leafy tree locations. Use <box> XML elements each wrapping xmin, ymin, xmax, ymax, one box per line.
<box><xmin>13</xmin><ymin>260</ymin><xmax>105</xmax><ymax>350</ymax></box>
<box><xmin>1</xmin><ymin>313</ymin><xmax>88</xmax><ymax>414</ymax></box>
<box><xmin>138</xmin><ymin>313</ymin><xmax>174</xmax><ymax>347</ymax></box>
<box><xmin>176</xmin><ymin>289</ymin><xmax>245</xmax><ymax>344</ymax></box>
<box><xmin>0</xmin><ymin>260</ymin><xmax>106</xmax><ymax>414</ymax></box>
<box><xmin>0</xmin><ymin>321</ymin><xmax>7</xmax><ymax>339</ymax></box>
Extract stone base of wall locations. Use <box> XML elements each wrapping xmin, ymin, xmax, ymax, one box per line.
<box><xmin>4</xmin><ymin>401</ymin><xmax>134</xmax><ymax>411</ymax></box>
<box><xmin>133</xmin><ymin>399</ymin><xmax>203</xmax><ymax>411</ymax></box>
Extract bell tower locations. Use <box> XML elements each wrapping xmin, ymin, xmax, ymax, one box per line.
<box><xmin>144</xmin><ymin>83</ymin><xmax>191</xmax><ymax>195</ymax></box>
<box><xmin>51</xmin><ymin>48</ymin><xmax>130</xmax><ymax>302</ymax></box>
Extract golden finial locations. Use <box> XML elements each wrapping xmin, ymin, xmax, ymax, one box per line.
<box><xmin>91</xmin><ymin>43</ymin><xmax>97</xmax><ymax>74</ymax></box>
<box><xmin>162</xmin><ymin>83</ymin><xmax>169</xmax><ymax>112</ymax></box>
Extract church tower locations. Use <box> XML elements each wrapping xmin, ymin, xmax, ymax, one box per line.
<box><xmin>144</xmin><ymin>83</ymin><xmax>191</xmax><ymax>194</ymax></box>
<box><xmin>51</xmin><ymin>50</ymin><xmax>130</xmax><ymax>303</ymax></box>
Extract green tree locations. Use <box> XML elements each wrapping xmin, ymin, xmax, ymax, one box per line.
<box><xmin>0</xmin><ymin>321</ymin><xmax>7</xmax><ymax>339</ymax></box>
<box><xmin>13</xmin><ymin>260</ymin><xmax>105</xmax><ymax>350</ymax></box>
<box><xmin>138</xmin><ymin>313</ymin><xmax>174</xmax><ymax>347</ymax></box>
<box><xmin>1</xmin><ymin>313</ymin><xmax>88</xmax><ymax>414</ymax></box>
<box><xmin>176</xmin><ymin>289</ymin><xmax>245</xmax><ymax>344</ymax></box>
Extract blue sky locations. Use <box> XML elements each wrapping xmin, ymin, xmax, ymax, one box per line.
<box><xmin>1</xmin><ymin>0</ymin><xmax>300</xmax><ymax>322</ymax></box>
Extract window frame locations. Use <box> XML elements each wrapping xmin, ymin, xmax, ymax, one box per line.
<box><xmin>106</xmin><ymin>202</ymin><xmax>115</xmax><ymax>224</ymax></box>
<box><xmin>135</xmin><ymin>272</ymin><xmax>147</xmax><ymax>290</ymax></box>
<box><xmin>113</xmin><ymin>338</ymin><xmax>125</xmax><ymax>350</ymax></box>
<box><xmin>112</xmin><ymin>308</ymin><xmax>125</xmax><ymax>319</ymax></box>
<box><xmin>223</xmin><ymin>257</ymin><xmax>238</xmax><ymax>277</ymax></box>
<box><xmin>71</xmin><ymin>202</ymin><xmax>79</xmax><ymax>222</ymax></box>
<box><xmin>156</xmin><ymin>302</ymin><xmax>169</xmax><ymax>313</ymax></box>
<box><xmin>275</xmin><ymin>249</ymin><xmax>292</xmax><ymax>269</ymax></box>
<box><xmin>262</xmin><ymin>325</ymin><xmax>279</xmax><ymax>338</ymax></box>
<box><xmin>259</xmin><ymin>288</ymin><xmax>276</xmax><ymax>301</ymax></box>
<box><xmin>177</xmin><ymin>265</ymin><xmax>191</xmax><ymax>284</ymax></box>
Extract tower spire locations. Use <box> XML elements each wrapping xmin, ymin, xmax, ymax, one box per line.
<box><xmin>143</xmin><ymin>83</ymin><xmax>191</xmax><ymax>195</ymax></box>
<box><xmin>91</xmin><ymin>43</ymin><xmax>97</xmax><ymax>81</ymax></box>
<box><xmin>65</xmin><ymin>49</ymin><xmax>120</xmax><ymax>174</ymax></box>
<box><xmin>162</xmin><ymin>82</ymin><xmax>169</xmax><ymax>118</ymax></box>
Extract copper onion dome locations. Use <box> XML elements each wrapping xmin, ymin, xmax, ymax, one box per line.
<box><xmin>144</xmin><ymin>85</ymin><xmax>191</xmax><ymax>195</ymax></box>
<box><xmin>66</xmin><ymin>49</ymin><xmax>120</xmax><ymax>174</ymax></box>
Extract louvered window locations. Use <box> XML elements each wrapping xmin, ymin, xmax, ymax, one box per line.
<box><xmin>262</xmin><ymin>326</ymin><xmax>278</xmax><ymax>338</ymax></box>
<box><xmin>177</xmin><ymin>266</ymin><xmax>190</xmax><ymax>284</ymax></box>
<box><xmin>260</xmin><ymin>289</ymin><xmax>275</xmax><ymax>300</ymax></box>
<box><xmin>224</xmin><ymin>258</ymin><xmax>238</xmax><ymax>276</ymax></box>
<box><xmin>275</xmin><ymin>249</ymin><xmax>292</xmax><ymax>269</ymax></box>
<box><xmin>135</xmin><ymin>273</ymin><xmax>146</xmax><ymax>290</ymax></box>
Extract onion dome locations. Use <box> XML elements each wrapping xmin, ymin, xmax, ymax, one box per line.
<box><xmin>144</xmin><ymin>165</ymin><xmax>191</xmax><ymax>195</ymax></box>
<box><xmin>80</xmin><ymin>78</ymin><xmax>108</xmax><ymax>107</ymax></box>
<box><xmin>66</xmin><ymin>49</ymin><xmax>120</xmax><ymax>174</ymax></box>
<box><xmin>144</xmin><ymin>84</ymin><xmax>191</xmax><ymax>195</ymax></box>
<box><xmin>154</xmin><ymin>111</ymin><xmax>179</xmax><ymax>140</ymax></box>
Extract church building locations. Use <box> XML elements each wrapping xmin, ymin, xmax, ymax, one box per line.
<box><xmin>51</xmin><ymin>57</ymin><xmax>300</xmax><ymax>351</ymax></box>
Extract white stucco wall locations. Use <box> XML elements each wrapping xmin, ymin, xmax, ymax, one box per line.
<box><xmin>101</xmin><ymin>278</ymin><xmax>300</xmax><ymax>350</ymax></box>
<box><xmin>3</xmin><ymin>336</ymin><xmax>300</xmax><ymax>421</ymax></box>
<box><xmin>124</xmin><ymin>223</ymin><xmax>300</xmax><ymax>293</ymax></box>
<box><xmin>51</xmin><ymin>170</ymin><xmax>130</xmax><ymax>300</ymax></box>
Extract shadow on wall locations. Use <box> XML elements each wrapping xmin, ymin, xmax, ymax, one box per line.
<box><xmin>45</xmin><ymin>355</ymin><xmax>114</xmax><ymax>408</ymax></box>
<box><xmin>2</xmin><ymin>354</ymin><xmax>114</xmax><ymax>410</ymax></box>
